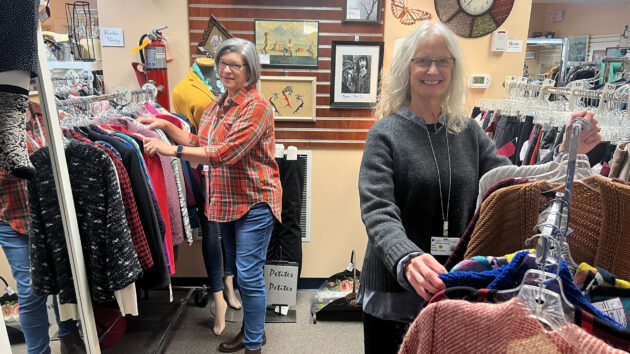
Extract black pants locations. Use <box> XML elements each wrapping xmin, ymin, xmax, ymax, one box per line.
<box><xmin>362</xmin><ymin>312</ymin><xmax>409</xmax><ymax>354</ymax></box>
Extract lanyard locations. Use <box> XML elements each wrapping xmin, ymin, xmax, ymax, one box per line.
<box><xmin>425</xmin><ymin>123</ymin><xmax>452</xmax><ymax>237</ymax></box>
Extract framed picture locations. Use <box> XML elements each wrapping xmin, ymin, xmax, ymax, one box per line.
<box><xmin>258</xmin><ymin>76</ymin><xmax>317</xmax><ymax>122</ymax></box>
<box><xmin>342</xmin><ymin>0</ymin><xmax>382</xmax><ymax>23</ymax></box>
<box><xmin>330</xmin><ymin>41</ymin><xmax>384</xmax><ymax>109</ymax></box>
<box><xmin>198</xmin><ymin>15</ymin><xmax>232</xmax><ymax>58</ymax></box>
<box><xmin>532</xmin><ymin>32</ymin><xmax>543</xmax><ymax>38</ymax></box>
<box><xmin>567</xmin><ymin>35</ymin><xmax>589</xmax><ymax>62</ymax></box>
<box><xmin>254</xmin><ymin>19</ymin><xmax>319</xmax><ymax>67</ymax></box>
<box><xmin>546</xmin><ymin>32</ymin><xmax>555</xmax><ymax>39</ymax></box>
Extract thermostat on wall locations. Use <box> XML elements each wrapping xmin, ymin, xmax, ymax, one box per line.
<box><xmin>468</xmin><ymin>74</ymin><xmax>491</xmax><ymax>89</ymax></box>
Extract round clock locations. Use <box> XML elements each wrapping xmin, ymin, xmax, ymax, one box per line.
<box><xmin>435</xmin><ymin>0</ymin><xmax>514</xmax><ymax>38</ymax></box>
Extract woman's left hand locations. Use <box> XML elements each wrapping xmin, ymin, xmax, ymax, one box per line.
<box><xmin>143</xmin><ymin>137</ymin><xmax>175</xmax><ymax>157</ymax></box>
<box><xmin>559</xmin><ymin>111</ymin><xmax>602</xmax><ymax>155</ymax></box>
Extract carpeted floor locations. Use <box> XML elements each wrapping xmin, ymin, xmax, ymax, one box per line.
<box><xmin>9</xmin><ymin>289</ymin><xmax>363</xmax><ymax>353</ymax></box>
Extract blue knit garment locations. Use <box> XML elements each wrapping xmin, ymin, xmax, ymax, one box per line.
<box><xmin>439</xmin><ymin>250</ymin><xmax>624</xmax><ymax>328</ymax></box>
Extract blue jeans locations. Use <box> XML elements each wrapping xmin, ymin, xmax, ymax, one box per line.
<box><xmin>219</xmin><ymin>203</ymin><xmax>274</xmax><ymax>350</ymax></box>
<box><xmin>0</xmin><ymin>221</ymin><xmax>78</xmax><ymax>353</ymax></box>
<box><xmin>200</xmin><ymin>212</ymin><xmax>236</xmax><ymax>292</ymax></box>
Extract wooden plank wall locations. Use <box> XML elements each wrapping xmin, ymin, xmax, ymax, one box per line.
<box><xmin>188</xmin><ymin>0</ymin><xmax>384</xmax><ymax>148</ymax></box>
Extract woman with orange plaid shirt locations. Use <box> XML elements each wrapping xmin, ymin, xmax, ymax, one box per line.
<box><xmin>139</xmin><ymin>38</ymin><xmax>281</xmax><ymax>354</ymax></box>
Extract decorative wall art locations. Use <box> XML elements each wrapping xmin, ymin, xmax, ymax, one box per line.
<box><xmin>197</xmin><ymin>15</ymin><xmax>232</xmax><ymax>58</ymax></box>
<box><xmin>391</xmin><ymin>0</ymin><xmax>432</xmax><ymax>26</ymax></box>
<box><xmin>254</xmin><ymin>19</ymin><xmax>319</xmax><ymax>67</ymax></box>
<box><xmin>330</xmin><ymin>41</ymin><xmax>384</xmax><ymax>108</ymax></box>
<box><xmin>258</xmin><ymin>76</ymin><xmax>317</xmax><ymax>122</ymax></box>
<box><xmin>342</xmin><ymin>0</ymin><xmax>382</xmax><ymax>23</ymax></box>
<box><xmin>434</xmin><ymin>0</ymin><xmax>514</xmax><ymax>38</ymax></box>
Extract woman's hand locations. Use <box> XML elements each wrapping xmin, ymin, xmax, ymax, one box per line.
<box><xmin>559</xmin><ymin>111</ymin><xmax>602</xmax><ymax>155</ymax></box>
<box><xmin>137</xmin><ymin>117</ymin><xmax>172</xmax><ymax>131</ymax></box>
<box><xmin>143</xmin><ymin>137</ymin><xmax>175</xmax><ymax>157</ymax></box>
<box><xmin>404</xmin><ymin>253</ymin><xmax>447</xmax><ymax>301</ymax></box>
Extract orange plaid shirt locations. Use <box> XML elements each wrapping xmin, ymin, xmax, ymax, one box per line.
<box><xmin>188</xmin><ymin>85</ymin><xmax>282</xmax><ymax>222</ymax></box>
<box><xmin>0</xmin><ymin>102</ymin><xmax>46</xmax><ymax>235</ymax></box>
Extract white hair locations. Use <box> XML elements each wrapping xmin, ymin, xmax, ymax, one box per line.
<box><xmin>374</xmin><ymin>22</ymin><xmax>469</xmax><ymax>134</ymax></box>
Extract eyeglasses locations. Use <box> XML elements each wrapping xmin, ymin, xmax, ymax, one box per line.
<box><xmin>218</xmin><ymin>61</ymin><xmax>248</xmax><ymax>71</ymax></box>
<box><xmin>410</xmin><ymin>57</ymin><xmax>455</xmax><ymax>69</ymax></box>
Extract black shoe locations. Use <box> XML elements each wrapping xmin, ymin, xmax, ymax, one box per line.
<box><xmin>59</xmin><ymin>331</ymin><xmax>86</xmax><ymax>354</ymax></box>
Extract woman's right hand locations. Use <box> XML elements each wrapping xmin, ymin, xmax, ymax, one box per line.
<box><xmin>137</xmin><ymin>116</ymin><xmax>171</xmax><ymax>131</ymax></box>
<box><xmin>404</xmin><ymin>253</ymin><xmax>447</xmax><ymax>301</ymax></box>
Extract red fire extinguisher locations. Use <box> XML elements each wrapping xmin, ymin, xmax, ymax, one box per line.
<box><xmin>132</xmin><ymin>26</ymin><xmax>171</xmax><ymax>110</ymax></box>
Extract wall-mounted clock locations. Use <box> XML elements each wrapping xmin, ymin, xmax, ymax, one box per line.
<box><xmin>434</xmin><ymin>0</ymin><xmax>514</xmax><ymax>38</ymax></box>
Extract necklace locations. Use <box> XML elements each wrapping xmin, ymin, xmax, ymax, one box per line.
<box><xmin>425</xmin><ymin>123</ymin><xmax>451</xmax><ymax>237</ymax></box>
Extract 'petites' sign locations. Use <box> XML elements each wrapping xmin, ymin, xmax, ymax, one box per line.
<box><xmin>264</xmin><ymin>262</ymin><xmax>298</xmax><ymax>307</ymax></box>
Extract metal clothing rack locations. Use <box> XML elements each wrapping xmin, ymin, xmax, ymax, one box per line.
<box><xmin>54</xmin><ymin>82</ymin><xmax>212</xmax><ymax>353</ymax></box>
<box><xmin>505</xmin><ymin>76</ymin><xmax>630</xmax><ymax>119</ymax></box>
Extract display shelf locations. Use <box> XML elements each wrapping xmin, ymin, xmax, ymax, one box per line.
<box><xmin>48</xmin><ymin>61</ymin><xmax>103</xmax><ymax>71</ymax></box>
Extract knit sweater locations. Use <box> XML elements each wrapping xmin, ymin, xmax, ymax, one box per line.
<box><xmin>399</xmin><ymin>298</ymin><xmax>625</xmax><ymax>354</ymax></box>
<box><xmin>358</xmin><ymin>109</ymin><xmax>509</xmax><ymax>292</ymax></box>
<box><xmin>464</xmin><ymin>175</ymin><xmax>630</xmax><ymax>281</ymax></box>
<box><xmin>28</xmin><ymin>141</ymin><xmax>142</xmax><ymax>304</ymax></box>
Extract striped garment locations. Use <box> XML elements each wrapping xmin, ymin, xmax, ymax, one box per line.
<box><xmin>188</xmin><ymin>85</ymin><xmax>282</xmax><ymax>223</ymax></box>
<box><xmin>400</xmin><ymin>298</ymin><xmax>625</xmax><ymax>353</ymax></box>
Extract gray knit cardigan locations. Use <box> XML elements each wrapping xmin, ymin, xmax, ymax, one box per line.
<box><xmin>358</xmin><ymin>110</ymin><xmax>509</xmax><ymax>292</ymax></box>
<box><xmin>28</xmin><ymin>141</ymin><xmax>142</xmax><ymax>304</ymax></box>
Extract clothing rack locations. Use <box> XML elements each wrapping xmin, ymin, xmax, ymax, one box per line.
<box><xmin>56</xmin><ymin>84</ymin><xmax>157</xmax><ymax>108</ymax></box>
<box><xmin>54</xmin><ymin>81</ymin><xmax>207</xmax><ymax>353</ymax></box>
<box><xmin>505</xmin><ymin>76</ymin><xmax>630</xmax><ymax>120</ymax></box>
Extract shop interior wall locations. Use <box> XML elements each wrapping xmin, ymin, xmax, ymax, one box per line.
<box><xmin>528</xmin><ymin>1</ymin><xmax>630</xmax><ymax>38</ymax></box>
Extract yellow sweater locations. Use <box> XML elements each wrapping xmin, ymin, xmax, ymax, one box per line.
<box><xmin>171</xmin><ymin>67</ymin><xmax>216</xmax><ymax>130</ymax></box>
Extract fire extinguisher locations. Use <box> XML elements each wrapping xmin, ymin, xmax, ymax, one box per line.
<box><xmin>131</xmin><ymin>26</ymin><xmax>171</xmax><ymax>110</ymax></box>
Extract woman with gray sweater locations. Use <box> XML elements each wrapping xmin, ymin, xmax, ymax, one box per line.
<box><xmin>357</xmin><ymin>22</ymin><xmax>602</xmax><ymax>353</ymax></box>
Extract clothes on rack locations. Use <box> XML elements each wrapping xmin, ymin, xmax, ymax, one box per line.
<box><xmin>28</xmin><ymin>141</ymin><xmax>143</xmax><ymax>304</ymax></box>
<box><xmin>435</xmin><ymin>250</ymin><xmax>630</xmax><ymax>351</ymax></box>
<box><xmin>400</xmin><ymin>298</ymin><xmax>625</xmax><ymax>353</ymax></box>
<box><xmin>267</xmin><ymin>152</ymin><xmax>305</xmax><ymax>277</ymax></box>
<box><xmin>454</xmin><ymin>175</ymin><xmax>630</xmax><ymax>280</ymax></box>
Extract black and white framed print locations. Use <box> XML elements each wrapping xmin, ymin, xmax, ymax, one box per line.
<box><xmin>330</xmin><ymin>41</ymin><xmax>384</xmax><ymax>108</ymax></box>
<box><xmin>342</xmin><ymin>0</ymin><xmax>382</xmax><ymax>23</ymax></box>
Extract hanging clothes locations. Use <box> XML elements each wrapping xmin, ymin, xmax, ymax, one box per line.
<box><xmin>81</xmin><ymin>126</ymin><xmax>170</xmax><ymax>289</ymax></box>
<box><xmin>66</xmin><ymin>129</ymin><xmax>154</xmax><ymax>270</ymax></box>
<box><xmin>267</xmin><ymin>155</ymin><xmax>305</xmax><ymax>277</ymax></box>
<box><xmin>28</xmin><ymin>141</ymin><xmax>142</xmax><ymax>304</ymax></box>
<box><xmin>400</xmin><ymin>298</ymin><xmax>625</xmax><ymax>354</ymax></box>
<box><xmin>462</xmin><ymin>176</ymin><xmax>630</xmax><ymax>280</ymax></box>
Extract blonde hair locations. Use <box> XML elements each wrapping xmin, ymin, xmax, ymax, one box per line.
<box><xmin>374</xmin><ymin>22</ymin><xmax>469</xmax><ymax>134</ymax></box>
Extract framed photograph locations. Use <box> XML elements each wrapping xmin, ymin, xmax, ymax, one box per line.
<box><xmin>532</xmin><ymin>32</ymin><xmax>543</xmax><ymax>38</ymax></box>
<box><xmin>254</xmin><ymin>19</ymin><xmax>319</xmax><ymax>67</ymax></box>
<box><xmin>567</xmin><ymin>35</ymin><xmax>589</xmax><ymax>62</ymax></box>
<box><xmin>198</xmin><ymin>15</ymin><xmax>232</xmax><ymax>58</ymax></box>
<box><xmin>546</xmin><ymin>32</ymin><xmax>555</xmax><ymax>39</ymax></box>
<box><xmin>258</xmin><ymin>76</ymin><xmax>317</xmax><ymax>122</ymax></box>
<box><xmin>342</xmin><ymin>0</ymin><xmax>382</xmax><ymax>23</ymax></box>
<box><xmin>330</xmin><ymin>41</ymin><xmax>384</xmax><ymax>109</ymax></box>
